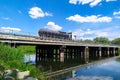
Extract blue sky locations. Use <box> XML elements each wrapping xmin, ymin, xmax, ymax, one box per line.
<box><xmin>0</xmin><ymin>0</ymin><xmax>120</xmax><ymax>40</ymax></box>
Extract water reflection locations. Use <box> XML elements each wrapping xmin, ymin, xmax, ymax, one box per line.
<box><xmin>37</xmin><ymin>57</ymin><xmax>85</xmax><ymax>72</ymax></box>
<box><xmin>24</xmin><ymin>54</ymin><xmax>120</xmax><ymax>80</ymax></box>
<box><xmin>47</xmin><ymin>71</ymin><xmax>72</xmax><ymax>80</ymax></box>
<box><xmin>67</xmin><ymin>76</ymin><xmax>113</xmax><ymax>80</ymax></box>
<box><xmin>24</xmin><ymin>54</ymin><xmax>36</xmax><ymax>64</ymax></box>
<box><xmin>46</xmin><ymin>58</ymin><xmax>120</xmax><ymax>80</ymax></box>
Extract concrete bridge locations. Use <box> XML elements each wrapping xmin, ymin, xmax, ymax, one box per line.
<box><xmin>0</xmin><ymin>32</ymin><xmax>119</xmax><ymax>63</ymax></box>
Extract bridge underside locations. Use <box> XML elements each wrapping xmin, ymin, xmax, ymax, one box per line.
<box><xmin>36</xmin><ymin>45</ymin><xmax>119</xmax><ymax>63</ymax></box>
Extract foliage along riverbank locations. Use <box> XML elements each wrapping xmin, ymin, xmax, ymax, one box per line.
<box><xmin>116</xmin><ymin>49</ymin><xmax>120</xmax><ymax>61</ymax></box>
<box><xmin>0</xmin><ymin>43</ymin><xmax>45</xmax><ymax>80</ymax></box>
<box><xmin>17</xmin><ymin>45</ymin><xmax>36</xmax><ymax>54</ymax></box>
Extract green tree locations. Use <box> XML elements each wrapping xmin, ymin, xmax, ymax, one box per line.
<box><xmin>93</xmin><ymin>37</ymin><xmax>110</xmax><ymax>44</ymax></box>
<box><xmin>84</xmin><ymin>39</ymin><xmax>94</xmax><ymax>43</ymax></box>
<box><xmin>111</xmin><ymin>38</ymin><xmax>120</xmax><ymax>45</ymax></box>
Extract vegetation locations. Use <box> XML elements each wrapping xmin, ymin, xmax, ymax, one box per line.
<box><xmin>78</xmin><ymin>37</ymin><xmax>120</xmax><ymax>45</ymax></box>
<box><xmin>116</xmin><ymin>48</ymin><xmax>120</xmax><ymax>61</ymax></box>
<box><xmin>0</xmin><ymin>37</ymin><xmax>120</xmax><ymax>79</ymax></box>
<box><xmin>84</xmin><ymin>39</ymin><xmax>94</xmax><ymax>43</ymax></box>
<box><xmin>0</xmin><ymin>43</ymin><xmax>45</xmax><ymax>80</ymax></box>
<box><xmin>17</xmin><ymin>45</ymin><xmax>35</xmax><ymax>54</ymax></box>
<box><xmin>79</xmin><ymin>37</ymin><xmax>120</xmax><ymax>61</ymax></box>
<box><xmin>111</xmin><ymin>38</ymin><xmax>120</xmax><ymax>45</ymax></box>
<box><xmin>93</xmin><ymin>37</ymin><xmax>110</xmax><ymax>44</ymax></box>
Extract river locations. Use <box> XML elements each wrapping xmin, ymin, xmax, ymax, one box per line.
<box><xmin>24</xmin><ymin>54</ymin><xmax>120</xmax><ymax>80</ymax></box>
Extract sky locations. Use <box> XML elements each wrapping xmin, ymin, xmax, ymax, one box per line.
<box><xmin>0</xmin><ymin>0</ymin><xmax>120</xmax><ymax>40</ymax></box>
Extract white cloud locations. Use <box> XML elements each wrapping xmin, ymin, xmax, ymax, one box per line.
<box><xmin>73</xmin><ymin>29</ymin><xmax>108</xmax><ymax>37</ymax></box>
<box><xmin>0</xmin><ymin>27</ymin><xmax>21</xmax><ymax>32</ymax></box>
<box><xmin>69</xmin><ymin>0</ymin><xmax>116</xmax><ymax>7</ymax></box>
<box><xmin>73</xmin><ymin>26</ymin><xmax>120</xmax><ymax>40</ymax></box>
<box><xmin>69</xmin><ymin>0</ymin><xmax>94</xmax><ymax>5</ymax></box>
<box><xmin>69</xmin><ymin>0</ymin><xmax>102</xmax><ymax>7</ymax></box>
<box><xmin>90</xmin><ymin>0</ymin><xmax>102</xmax><ymax>7</ymax></box>
<box><xmin>45</xmin><ymin>12</ymin><xmax>52</xmax><ymax>16</ymax></box>
<box><xmin>66</xmin><ymin>14</ymin><xmax>112</xmax><ymax>23</ymax></box>
<box><xmin>29</xmin><ymin>7</ymin><xmax>52</xmax><ymax>19</ymax></box>
<box><xmin>113</xmin><ymin>11</ymin><xmax>120</xmax><ymax>15</ymax></box>
<box><xmin>113</xmin><ymin>11</ymin><xmax>120</xmax><ymax>19</ymax></box>
<box><xmin>45</xmin><ymin>22</ymin><xmax>62</xmax><ymax>31</ymax></box>
<box><xmin>106</xmin><ymin>0</ymin><xmax>117</xmax><ymax>2</ymax></box>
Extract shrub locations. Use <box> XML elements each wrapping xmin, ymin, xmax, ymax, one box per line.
<box><xmin>17</xmin><ymin>46</ymin><xmax>35</xmax><ymax>54</ymax></box>
<box><xmin>0</xmin><ymin>43</ymin><xmax>45</xmax><ymax>79</ymax></box>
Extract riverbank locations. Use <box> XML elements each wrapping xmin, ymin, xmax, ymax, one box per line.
<box><xmin>46</xmin><ymin>56</ymin><xmax>120</xmax><ymax>79</ymax></box>
<box><xmin>0</xmin><ymin>43</ymin><xmax>45</xmax><ymax>80</ymax></box>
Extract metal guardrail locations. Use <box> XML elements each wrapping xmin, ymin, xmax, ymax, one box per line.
<box><xmin>0</xmin><ymin>31</ymin><xmax>119</xmax><ymax>47</ymax></box>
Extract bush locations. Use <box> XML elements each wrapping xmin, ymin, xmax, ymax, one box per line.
<box><xmin>17</xmin><ymin>46</ymin><xmax>35</xmax><ymax>54</ymax></box>
<box><xmin>0</xmin><ymin>43</ymin><xmax>23</xmax><ymax>63</ymax></box>
<box><xmin>0</xmin><ymin>43</ymin><xmax>45</xmax><ymax>79</ymax></box>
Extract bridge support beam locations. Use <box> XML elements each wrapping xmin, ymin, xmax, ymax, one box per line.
<box><xmin>99</xmin><ymin>47</ymin><xmax>102</xmax><ymax>58</ymax></box>
<box><xmin>101</xmin><ymin>47</ymin><xmax>108</xmax><ymax>57</ymax></box>
<box><xmin>84</xmin><ymin>46</ymin><xmax>89</xmax><ymax>63</ymax></box>
<box><xmin>115</xmin><ymin>48</ymin><xmax>119</xmax><ymax>56</ymax></box>
<box><xmin>109</xmin><ymin>48</ymin><xmax>114</xmax><ymax>57</ymax></box>
<box><xmin>60</xmin><ymin>45</ymin><xmax>65</xmax><ymax>62</ymax></box>
<box><xmin>107</xmin><ymin>48</ymin><xmax>110</xmax><ymax>57</ymax></box>
<box><xmin>35</xmin><ymin>44</ymin><xmax>119</xmax><ymax>64</ymax></box>
<box><xmin>113</xmin><ymin>48</ymin><xmax>116</xmax><ymax>56</ymax></box>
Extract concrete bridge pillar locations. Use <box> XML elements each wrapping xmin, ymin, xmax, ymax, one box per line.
<box><xmin>72</xmin><ymin>48</ymin><xmax>74</xmax><ymax>58</ymax></box>
<box><xmin>99</xmin><ymin>47</ymin><xmax>102</xmax><ymax>58</ymax></box>
<box><xmin>110</xmin><ymin>48</ymin><xmax>114</xmax><ymax>57</ymax></box>
<box><xmin>36</xmin><ymin>46</ymin><xmax>39</xmax><ymax>62</ymax></box>
<box><xmin>84</xmin><ymin>46</ymin><xmax>89</xmax><ymax>63</ymax></box>
<box><xmin>107</xmin><ymin>48</ymin><xmax>109</xmax><ymax>57</ymax></box>
<box><xmin>60</xmin><ymin>45</ymin><xmax>65</xmax><ymax>62</ymax></box>
<box><xmin>101</xmin><ymin>47</ymin><xmax>109</xmax><ymax>57</ymax></box>
<box><xmin>81</xmin><ymin>51</ymin><xmax>83</xmax><ymax>59</ymax></box>
<box><xmin>95</xmin><ymin>49</ymin><xmax>99</xmax><ymax>59</ymax></box>
<box><xmin>113</xmin><ymin>48</ymin><xmax>116</xmax><ymax>56</ymax></box>
<box><xmin>115</xmin><ymin>48</ymin><xmax>119</xmax><ymax>56</ymax></box>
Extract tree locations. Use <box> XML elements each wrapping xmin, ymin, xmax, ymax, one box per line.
<box><xmin>111</xmin><ymin>38</ymin><xmax>120</xmax><ymax>45</ymax></box>
<box><xmin>84</xmin><ymin>39</ymin><xmax>94</xmax><ymax>43</ymax></box>
<box><xmin>93</xmin><ymin>37</ymin><xmax>110</xmax><ymax>44</ymax></box>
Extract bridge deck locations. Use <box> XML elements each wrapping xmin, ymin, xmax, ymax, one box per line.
<box><xmin>0</xmin><ymin>32</ymin><xmax>119</xmax><ymax>48</ymax></box>
<box><xmin>0</xmin><ymin>35</ymin><xmax>119</xmax><ymax>48</ymax></box>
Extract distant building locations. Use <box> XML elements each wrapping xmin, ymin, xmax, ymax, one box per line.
<box><xmin>68</xmin><ymin>32</ymin><xmax>76</xmax><ymax>40</ymax></box>
<box><xmin>38</xmin><ymin>29</ymin><xmax>75</xmax><ymax>40</ymax></box>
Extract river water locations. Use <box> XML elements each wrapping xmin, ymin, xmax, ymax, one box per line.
<box><xmin>67</xmin><ymin>58</ymin><xmax>120</xmax><ymax>80</ymax></box>
<box><xmin>24</xmin><ymin>55</ymin><xmax>120</xmax><ymax>80</ymax></box>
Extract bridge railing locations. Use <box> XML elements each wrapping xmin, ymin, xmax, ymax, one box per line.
<box><xmin>0</xmin><ymin>31</ymin><xmax>119</xmax><ymax>47</ymax></box>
